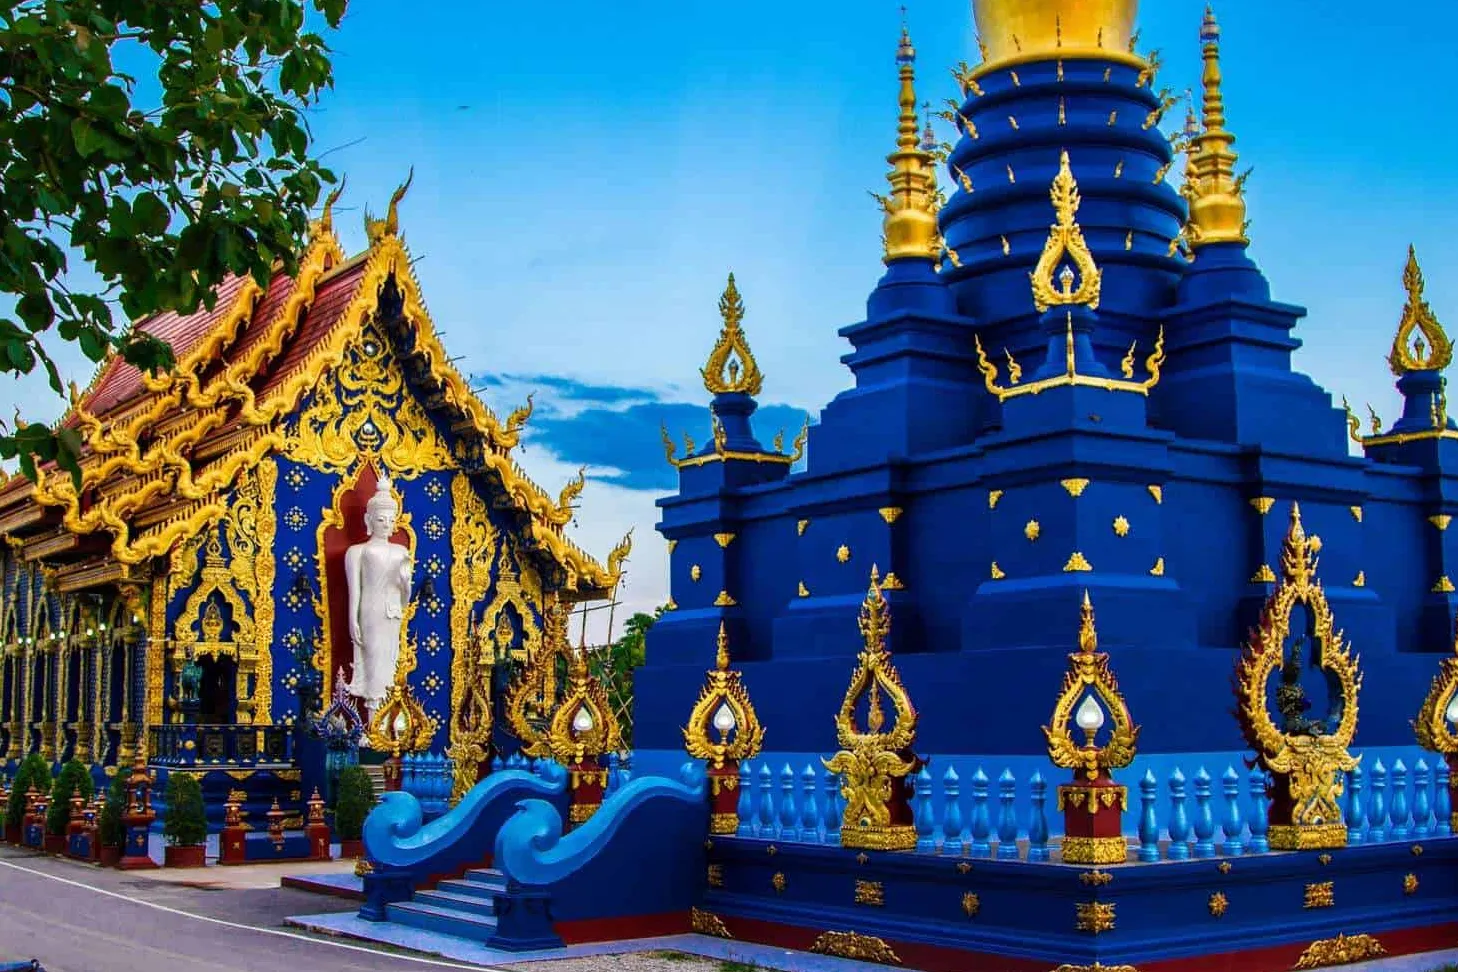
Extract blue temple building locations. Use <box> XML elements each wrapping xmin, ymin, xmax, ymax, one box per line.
<box><xmin>635</xmin><ymin>1</ymin><xmax>1455</xmax><ymax>776</ymax></box>
<box><xmin>0</xmin><ymin>185</ymin><xmax>631</xmax><ymax>821</ymax></box>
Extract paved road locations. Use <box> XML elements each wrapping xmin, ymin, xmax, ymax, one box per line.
<box><xmin>0</xmin><ymin>847</ymin><xmax>504</xmax><ymax>972</ymax></box>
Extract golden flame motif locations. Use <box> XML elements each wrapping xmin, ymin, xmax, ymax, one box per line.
<box><xmin>1232</xmin><ymin>503</ymin><xmax>1362</xmax><ymax>848</ymax></box>
<box><xmin>1412</xmin><ymin>611</ymin><xmax>1458</xmax><ymax>757</ymax></box>
<box><xmin>822</xmin><ymin>566</ymin><xmax>920</xmax><ymax>850</ymax></box>
<box><xmin>1388</xmin><ymin>246</ymin><xmax>1453</xmax><ymax>377</ymax></box>
<box><xmin>545</xmin><ymin>637</ymin><xmax>622</xmax><ymax>766</ymax></box>
<box><xmin>701</xmin><ymin>273</ymin><xmax>764</xmax><ymax>397</ymax></box>
<box><xmin>1043</xmin><ymin>591</ymin><xmax>1140</xmax><ymax>779</ymax></box>
<box><xmin>1031</xmin><ymin>151</ymin><xmax>1103</xmax><ymax>314</ymax></box>
<box><xmin>365</xmin><ymin>168</ymin><xmax>414</xmax><ymax>244</ymax></box>
<box><xmin>364</xmin><ymin>635</ymin><xmax>437</xmax><ymax>758</ymax></box>
<box><xmin>683</xmin><ymin>623</ymin><xmax>765</xmax><ymax>769</ymax></box>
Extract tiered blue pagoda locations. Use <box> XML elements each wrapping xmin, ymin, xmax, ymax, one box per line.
<box><xmin>341</xmin><ymin>2</ymin><xmax>1458</xmax><ymax>968</ymax></box>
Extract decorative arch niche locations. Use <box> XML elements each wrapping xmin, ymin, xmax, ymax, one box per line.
<box><xmin>173</xmin><ymin>533</ymin><xmax>258</xmax><ymax>723</ymax></box>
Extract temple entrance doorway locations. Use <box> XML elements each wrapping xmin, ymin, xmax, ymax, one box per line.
<box><xmin>199</xmin><ymin>656</ymin><xmax>237</xmax><ymax>724</ymax></box>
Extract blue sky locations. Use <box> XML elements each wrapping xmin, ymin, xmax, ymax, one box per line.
<box><xmin>12</xmin><ymin>0</ymin><xmax>1458</xmax><ymax>630</ymax></box>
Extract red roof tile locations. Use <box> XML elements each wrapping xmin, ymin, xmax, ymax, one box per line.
<box><xmin>257</xmin><ymin>262</ymin><xmax>368</xmax><ymax>397</ymax></box>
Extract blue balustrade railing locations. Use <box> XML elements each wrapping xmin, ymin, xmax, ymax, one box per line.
<box><xmin>400</xmin><ymin>752</ymin><xmax>454</xmax><ymax>819</ymax></box>
<box><xmin>727</xmin><ymin>751</ymin><xmax>1451</xmax><ymax>861</ymax></box>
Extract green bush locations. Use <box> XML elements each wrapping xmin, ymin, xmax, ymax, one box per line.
<box><xmin>99</xmin><ymin>773</ymin><xmax>126</xmax><ymax>846</ymax></box>
<box><xmin>162</xmin><ymin>772</ymin><xmax>207</xmax><ymax>846</ymax></box>
<box><xmin>5</xmin><ymin>752</ymin><xmax>52</xmax><ymax>830</ymax></box>
<box><xmin>333</xmin><ymin>765</ymin><xmax>377</xmax><ymax>840</ymax></box>
<box><xmin>46</xmin><ymin>759</ymin><xmax>95</xmax><ymax>836</ymax></box>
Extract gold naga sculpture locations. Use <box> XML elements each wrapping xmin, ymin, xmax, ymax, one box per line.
<box><xmin>823</xmin><ymin>566</ymin><xmax>921</xmax><ymax>851</ymax></box>
<box><xmin>543</xmin><ymin>633</ymin><xmax>622</xmax><ymax>825</ymax></box>
<box><xmin>683</xmin><ymin>622</ymin><xmax>765</xmax><ymax>834</ymax></box>
<box><xmin>1233</xmin><ymin>503</ymin><xmax>1361</xmax><ymax>850</ymax></box>
<box><xmin>1412</xmin><ymin>613</ymin><xmax>1458</xmax><ymax>833</ymax></box>
<box><xmin>1043</xmin><ymin>591</ymin><xmax>1140</xmax><ymax>864</ymax></box>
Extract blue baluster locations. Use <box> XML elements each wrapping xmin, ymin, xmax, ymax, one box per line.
<box><xmin>1346</xmin><ymin>765</ymin><xmax>1367</xmax><ymax>846</ymax></box>
<box><xmin>996</xmin><ymin>769</ymin><xmax>1019</xmax><ymax>860</ymax></box>
<box><xmin>942</xmin><ymin>767</ymin><xmax>965</xmax><ymax>857</ymax></box>
<box><xmin>1389</xmin><ymin>758</ymin><xmax>1410</xmax><ymax>841</ymax></box>
<box><xmin>1368</xmin><ymin>759</ymin><xmax>1388</xmax><ymax>843</ymax></box>
<box><xmin>1247</xmin><ymin>767</ymin><xmax>1270</xmax><ymax>855</ymax></box>
<box><xmin>490</xmin><ymin>754</ymin><xmax>504</xmax><ymax>774</ymax></box>
<box><xmin>969</xmin><ymin>767</ymin><xmax>992</xmax><ymax>858</ymax></box>
<box><xmin>1167</xmin><ymin>767</ymin><xmax>1191</xmax><ymax>861</ymax></box>
<box><xmin>508</xmin><ymin>753</ymin><xmax>523</xmax><ymax>770</ymax></box>
<box><xmin>757</xmin><ymin>764</ymin><xmax>775</xmax><ymax>839</ymax></box>
<box><xmin>800</xmin><ymin>765</ymin><xmax>820</xmax><ymax>844</ymax></box>
<box><xmin>914</xmin><ymin>768</ymin><xmax>937</xmax><ymax>853</ymax></box>
<box><xmin>1138</xmin><ymin>769</ymin><xmax>1160</xmax><ymax>863</ymax></box>
<box><xmin>1412</xmin><ymin>758</ymin><xmax>1432</xmax><ymax>839</ymax></box>
<box><xmin>604</xmin><ymin>753</ymin><xmax>620</xmax><ymax>796</ymax></box>
<box><xmin>736</xmin><ymin>762</ymin><xmax>755</xmax><ymax>838</ymax></box>
<box><xmin>1435</xmin><ymin>762</ymin><xmax>1452</xmax><ymax>837</ymax></box>
<box><xmin>1191</xmin><ymin>767</ymin><xmax>1215</xmax><ymax>859</ymax></box>
<box><xmin>1028</xmin><ymin>772</ymin><xmax>1050</xmax><ymax>863</ymax></box>
<box><xmin>1220</xmin><ymin>766</ymin><xmax>1244</xmax><ymax>857</ymax></box>
<box><xmin>778</xmin><ymin>764</ymin><xmax>798</xmax><ymax>840</ymax></box>
<box><xmin>823</xmin><ymin>766</ymin><xmax>842</xmax><ymax>845</ymax></box>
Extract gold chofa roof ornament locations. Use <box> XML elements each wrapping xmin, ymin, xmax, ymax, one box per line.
<box><xmin>700</xmin><ymin>273</ymin><xmax>764</xmax><ymax>397</ymax></box>
<box><xmin>1043</xmin><ymin>591</ymin><xmax>1139</xmax><ymax>780</ymax></box>
<box><xmin>878</xmin><ymin>24</ymin><xmax>943</xmax><ymax>264</ymax></box>
<box><xmin>972</xmin><ymin>0</ymin><xmax>1143</xmax><ymax>76</ymax></box>
<box><xmin>1232</xmin><ymin>503</ymin><xmax>1362</xmax><ymax>850</ymax></box>
<box><xmin>683</xmin><ymin>622</ymin><xmax>765</xmax><ymax>770</ymax></box>
<box><xmin>1182</xmin><ymin>8</ymin><xmax>1249</xmax><ymax>249</ymax></box>
<box><xmin>1388</xmin><ymin>246</ymin><xmax>1453</xmax><ymax>377</ymax></box>
<box><xmin>823</xmin><ymin>566</ymin><xmax>920</xmax><ymax>851</ymax></box>
<box><xmin>1031</xmin><ymin>151</ymin><xmax>1102</xmax><ymax>313</ymax></box>
<box><xmin>365</xmin><ymin>168</ymin><xmax>414</xmax><ymax>245</ymax></box>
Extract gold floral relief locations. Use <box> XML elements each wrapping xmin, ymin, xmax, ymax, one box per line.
<box><xmin>226</xmin><ymin>461</ymin><xmax>277</xmax><ymax>724</ymax></box>
<box><xmin>446</xmin><ymin>473</ymin><xmax>504</xmax><ymax>799</ymax></box>
<box><xmin>283</xmin><ymin>321</ymin><xmax>455</xmax><ymax>481</ymax></box>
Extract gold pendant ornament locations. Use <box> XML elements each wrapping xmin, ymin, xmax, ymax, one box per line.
<box><xmin>1233</xmin><ymin>503</ymin><xmax>1361</xmax><ymax>850</ymax></box>
<box><xmin>683</xmin><ymin>623</ymin><xmax>766</xmax><ymax>835</ymax></box>
<box><xmin>1044</xmin><ymin>592</ymin><xmax>1139</xmax><ymax>864</ymax></box>
<box><xmin>1412</xmin><ymin>612</ymin><xmax>1458</xmax><ymax>832</ymax></box>
<box><xmin>823</xmin><ymin>566</ymin><xmax>921</xmax><ymax>851</ymax></box>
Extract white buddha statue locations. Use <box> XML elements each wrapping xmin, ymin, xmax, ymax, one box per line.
<box><xmin>344</xmin><ymin>477</ymin><xmax>413</xmax><ymax>718</ymax></box>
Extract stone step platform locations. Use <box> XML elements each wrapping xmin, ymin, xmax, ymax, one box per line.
<box><xmin>381</xmin><ymin>867</ymin><xmax>506</xmax><ymax>942</ymax></box>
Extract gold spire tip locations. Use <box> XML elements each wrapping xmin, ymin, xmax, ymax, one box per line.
<box><xmin>715</xmin><ymin>621</ymin><xmax>730</xmax><ymax>671</ymax></box>
<box><xmin>1181</xmin><ymin>4</ymin><xmax>1247</xmax><ymax>250</ymax></box>
<box><xmin>1388</xmin><ymin>245</ymin><xmax>1452</xmax><ymax>376</ymax></box>
<box><xmin>881</xmin><ymin>19</ymin><xmax>943</xmax><ymax>264</ymax></box>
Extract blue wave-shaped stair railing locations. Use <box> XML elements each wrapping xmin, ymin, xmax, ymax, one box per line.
<box><xmin>486</xmin><ymin>762</ymin><xmax>710</xmax><ymax>951</ymax></box>
<box><xmin>357</xmin><ymin>760</ymin><xmax>569</xmax><ymax>921</ymax></box>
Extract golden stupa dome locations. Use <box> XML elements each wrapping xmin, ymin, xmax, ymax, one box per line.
<box><xmin>973</xmin><ymin>0</ymin><xmax>1142</xmax><ymax>73</ymax></box>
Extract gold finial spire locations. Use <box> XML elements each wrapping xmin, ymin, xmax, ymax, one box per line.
<box><xmin>1182</xmin><ymin>7</ymin><xmax>1248</xmax><ymax>248</ymax></box>
<box><xmin>973</xmin><ymin>0</ymin><xmax>1142</xmax><ymax>76</ymax></box>
<box><xmin>881</xmin><ymin>19</ymin><xmax>943</xmax><ymax>264</ymax></box>
<box><xmin>365</xmin><ymin>168</ymin><xmax>414</xmax><ymax>244</ymax></box>
<box><xmin>715</xmin><ymin>621</ymin><xmax>730</xmax><ymax>672</ymax></box>
<box><xmin>700</xmin><ymin>273</ymin><xmax>764</xmax><ymax>397</ymax></box>
<box><xmin>1388</xmin><ymin>246</ymin><xmax>1453</xmax><ymax>377</ymax></box>
<box><xmin>1030</xmin><ymin>150</ymin><xmax>1102</xmax><ymax>312</ymax></box>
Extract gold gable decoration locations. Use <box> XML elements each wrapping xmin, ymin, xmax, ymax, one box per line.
<box><xmin>172</xmin><ymin>531</ymin><xmax>260</xmax><ymax>724</ymax></box>
<box><xmin>683</xmin><ymin>622</ymin><xmax>765</xmax><ymax>769</ymax></box>
<box><xmin>823</xmin><ymin>566</ymin><xmax>920</xmax><ymax>851</ymax></box>
<box><xmin>1388</xmin><ymin>246</ymin><xmax>1453</xmax><ymax>377</ymax></box>
<box><xmin>1043</xmin><ymin>591</ymin><xmax>1139</xmax><ymax>780</ymax></box>
<box><xmin>446</xmin><ymin>472</ymin><xmax>505</xmax><ymax>800</ymax></box>
<box><xmin>701</xmin><ymin>273</ymin><xmax>764</xmax><ymax>397</ymax></box>
<box><xmin>1232</xmin><ymin>503</ymin><xmax>1361</xmax><ymax>850</ymax></box>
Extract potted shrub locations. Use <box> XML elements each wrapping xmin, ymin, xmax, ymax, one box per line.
<box><xmin>162</xmin><ymin>772</ymin><xmax>207</xmax><ymax>867</ymax></box>
<box><xmin>5</xmin><ymin>752</ymin><xmax>50</xmax><ymax>846</ymax></box>
<box><xmin>46</xmin><ymin>759</ymin><xmax>94</xmax><ymax>854</ymax></box>
<box><xmin>99</xmin><ymin>773</ymin><xmax>126</xmax><ymax>867</ymax></box>
<box><xmin>334</xmin><ymin>765</ymin><xmax>376</xmax><ymax>859</ymax></box>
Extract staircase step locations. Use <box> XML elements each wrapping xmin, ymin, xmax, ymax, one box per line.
<box><xmin>414</xmin><ymin>889</ymin><xmax>496</xmax><ymax>917</ymax></box>
<box><xmin>465</xmin><ymin>867</ymin><xmax>504</xmax><ymax>881</ymax></box>
<box><xmin>385</xmin><ymin>901</ymin><xmax>498</xmax><ymax>942</ymax></box>
<box><xmin>436</xmin><ymin>878</ymin><xmax>502</xmax><ymax>902</ymax></box>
